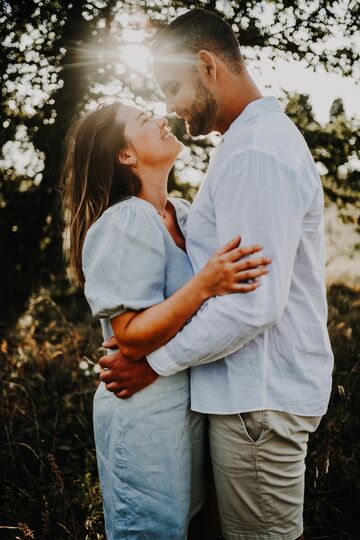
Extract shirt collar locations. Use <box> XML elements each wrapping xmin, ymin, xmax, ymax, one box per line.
<box><xmin>222</xmin><ymin>96</ymin><xmax>282</xmax><ymax>142</ymax></box>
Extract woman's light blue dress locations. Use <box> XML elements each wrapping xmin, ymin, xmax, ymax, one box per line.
<box><xmin>82</xmin><ymin>196</ymin><xmax>205</xmax><ymax>540</ymax></box>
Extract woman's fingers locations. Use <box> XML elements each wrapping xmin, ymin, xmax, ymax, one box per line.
<box><xmin>236</xmin><ymin>267</ymin><xmax>269</xmax><ymax>282</ymax></box>
<box><xmin>234</xmin><ymin>256</ymin><xmax>272</xmax><ymax>272</ymax></box>
<box><xmin>233</xmin><ymin>281</ymin><xmax>262</xmax><ymax>293</ymax></box>
<box><xmin>216</xmin><ymin>235</ymin><xmax>241</xmax><ymax>255</ymax></box>
<box><xmin>224</xmin><ymin>244</ymin><xmax>263</xmax><ymax>262</ymax></box>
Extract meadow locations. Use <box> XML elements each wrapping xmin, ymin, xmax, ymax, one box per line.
<box><xmin>0</xmin><ymin>281</ymin><xmax>359</xmax><ymax>539</ymax></box>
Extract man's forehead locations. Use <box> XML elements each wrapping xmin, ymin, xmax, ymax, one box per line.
<box><xmin>153</xmin><ymin>43</ymin><xmax>197</xmax><ymax>65</ymax></box>
<box><xmin>153</xmin><ymin>49</ymin><xmax>196</xmax><ymax>85</ymax></box>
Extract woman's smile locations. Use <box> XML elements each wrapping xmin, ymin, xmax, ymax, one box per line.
<box><xmin>161</xmin><ymin>129</ymin><xmax>177</xmax><ymax>141</ymax></box>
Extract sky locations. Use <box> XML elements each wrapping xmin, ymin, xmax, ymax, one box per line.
<box><xmin>250</xmin><ymin>56</ymin><xmax>359</xmax><ymax>124</ymax></box>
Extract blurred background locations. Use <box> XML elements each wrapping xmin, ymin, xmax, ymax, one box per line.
<box><xmin>0</xmin><ymin>1</ymin><xmax>359</xmax><ymax>538</ymax></box>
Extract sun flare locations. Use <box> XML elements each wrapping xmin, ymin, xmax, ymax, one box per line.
<box><xmin>121</xmin><ymin>44</ymin><xmax>150</xmax><ymax>73</ymax></box>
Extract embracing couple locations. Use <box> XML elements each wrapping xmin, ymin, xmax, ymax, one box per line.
<box><xmin>61</xmin><ymin>8</ymin><xmax>333</xmax><ymax>540</ymax></box>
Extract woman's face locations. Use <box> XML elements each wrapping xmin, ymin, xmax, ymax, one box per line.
<box><xmin>117</xmin><ymin>105</ymin><xmax>182</xmax><ymax>168</ymax></box>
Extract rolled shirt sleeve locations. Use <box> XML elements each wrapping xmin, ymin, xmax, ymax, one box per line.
<box><xmin>82</xmin><ymin>204</ymin><xmax>166</xmax><ymax>319</ymax></box>
<box><xmin>147</xmin><ymin>150</ymin><xmax>307</xmax><ymax>375</ymax></box>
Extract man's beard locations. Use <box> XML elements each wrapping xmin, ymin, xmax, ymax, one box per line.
<box><xmin>186</xmin><ymin>77</ymin><xmax>218</xmax><ymax>137</ymax></box>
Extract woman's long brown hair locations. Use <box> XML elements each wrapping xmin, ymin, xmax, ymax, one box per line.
<box><xmin>60</xmin><ymin>102</ymin><xmax>141</xmax><ymax>286</ymax></box>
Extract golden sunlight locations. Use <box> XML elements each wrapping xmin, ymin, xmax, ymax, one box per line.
<box><xmin>121</xmin><ymin>43</ymin><xmax>150</xmax><ymax>73</ymax></box>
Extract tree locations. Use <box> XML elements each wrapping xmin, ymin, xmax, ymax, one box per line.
<box><xmin>0</xmin><ymin>0</ymin><xmax>359</xmax><ymax>331</ymax></box>
<box><xmin>0</xmin><ymin>0</ymin><xmax>118</xmax><ymax>330</ymax></box>
<box><xmin>285</xmin><ymin>93</ymin><xmax>360</xmax><ymax>229</ymax></box>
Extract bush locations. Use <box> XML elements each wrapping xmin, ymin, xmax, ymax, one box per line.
<box><xmin>0</xmin><ymin>292</ymin><xmax>104</xmax><ymax>539</ymax></box>
<box><xmin>0</xmin><ymin>283</ymin><xmax>359</xmax><ymax>538</ymax></box>
<box><xmin>305</xmin><ymin>283</ymin><xmax>360</xmax><ymax>539</ymax></box>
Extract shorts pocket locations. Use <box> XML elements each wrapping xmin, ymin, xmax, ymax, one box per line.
<box><xmin>238</xmin><ymin>410</ymin><xmax>266</xmax><ymax>444</ymax></box>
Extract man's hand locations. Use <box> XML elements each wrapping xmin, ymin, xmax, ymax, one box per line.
<box><xmin>102</xmin><ymin>335</ymin><xmax>118</xmax><ymax>351</ymax></box>
<box><xmin>99</xmin><ymin>347</ymin><xmax>159</xmax><ymax>399</ymax></box>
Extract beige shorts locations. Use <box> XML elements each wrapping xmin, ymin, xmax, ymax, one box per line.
<box><xmin>209</xmin><ymin>410</ymin><xmax>322</xmax><ymax>540</ymax></box>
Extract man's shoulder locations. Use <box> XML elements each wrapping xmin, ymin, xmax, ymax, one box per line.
<box><xmin>215</xmin><ymin>112</ymin><xmax>311</xmax><ymax>172</ymax></box>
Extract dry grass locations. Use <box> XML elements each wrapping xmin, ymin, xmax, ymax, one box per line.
<box><xmin>0</xmin><ymin>292</ymin><xmax>104</xmax><ymax>539</ymax></box>
<box><xmin>0</xmin><ymin>283</ymin><xmax>359</xmax><ymax>538</ymax></box>
<box><xmin>305</xmin><ymin>282</ymin><xmax>360</xmax><ymax>539</ymax></box>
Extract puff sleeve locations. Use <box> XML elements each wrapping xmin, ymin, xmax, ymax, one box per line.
<box><xmin>82</xmin><ymin>204</ymin><xmax>166</xmax><ymax>319</ymax></box>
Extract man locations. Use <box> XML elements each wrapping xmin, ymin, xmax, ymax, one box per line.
<box><xmin>100</xmin><ymin>9</ymin><xmax>333</xmax><ymax>540</ymax></box>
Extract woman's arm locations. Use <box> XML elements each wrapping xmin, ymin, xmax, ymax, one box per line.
<box><xmin>111</xmin><ymin>236</ymin><xmax>271</xmax><ymax>360</ymax></box>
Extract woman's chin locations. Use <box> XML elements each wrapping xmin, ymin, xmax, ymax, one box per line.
<box><xmin>168</xmin><ymin>139</ymin><xmax>183</xmax><ymax>159</ymax></box>
<box><xmin>174</xmin><ymin>139</ymin><xmax>184</xmax><ymax>153</ymax></box>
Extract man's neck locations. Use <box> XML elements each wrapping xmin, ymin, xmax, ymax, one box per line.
<box><xmin>215</xmin><ymin>69</ymin><xmax>263</xmax><ymax>135</ymax></box>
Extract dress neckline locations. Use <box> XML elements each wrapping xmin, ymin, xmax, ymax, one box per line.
<box><xmin>132</xmin><ymin>196</ymin><xmax>189</xmax><ymax>256</ymax></box>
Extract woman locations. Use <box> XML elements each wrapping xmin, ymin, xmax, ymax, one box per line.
<box><xmin>61</xmin><ymin>101</ymin><xmax>270</xmax><ymax>539</ymax></box>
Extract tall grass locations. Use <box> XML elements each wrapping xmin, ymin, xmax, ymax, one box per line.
<box><xmin>305</xmin><ymin>282</ymin><xmax>360</xmax><ymax>539</ymax></box>
<box><xmin>0</xmin><ymin>283</ymin><xmax>359</xmax><ymax>539</ymax></box>
<box><xmin>0</xmin><ymin>292</ymin><xmax>104</xmax><ymax>539</ymax></box>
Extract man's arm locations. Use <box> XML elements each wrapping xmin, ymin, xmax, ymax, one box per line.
<box><xmin>147</xmin><ymin>150</ymin><xmax>306</xmax><ymax>376</ymax></box>
<box><xmin>111</xmin><ymin>239</ymin><xmax>269</xmax><ymax>358</ymax></box>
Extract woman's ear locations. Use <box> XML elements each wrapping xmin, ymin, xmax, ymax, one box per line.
<box><xmin>197</xmin><ymin>50</ymin><xmax>217</xmax><ymax>83</ymax></box>
<box><xmin>118</xmin><ymin>151</ymin><xmax>137</xmax><ymax>167</ymax></box>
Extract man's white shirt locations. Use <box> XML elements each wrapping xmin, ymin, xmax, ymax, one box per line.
<box><xmin>147</xmin><ymin>96</ymin><xmax>333</xmax><ymax>416</ymax></box>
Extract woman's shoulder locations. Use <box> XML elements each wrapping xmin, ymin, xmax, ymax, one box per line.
<box><xmin>102</xmin><ymin>195</ymin><xmax>159</xmax><ymax>217</ymax></box>
<box><xmin>90</xmin><ymin>196</ymin><xmax>160</xmax><ymax>231</ymax></box>
<box><xmin>83</xmin><ymin>197</ymin><xmax>164</xmax><ymax>255</ymax></box>
<box><xmin>102</xmin><ymin>195</ymin><xmax>190</xmax><ymax>219</ymax></box>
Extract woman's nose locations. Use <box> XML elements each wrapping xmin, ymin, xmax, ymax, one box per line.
<box><xmin>157</xmin><ymin>117</ymin><xmax>168</xmax><ymax>129</ymax></box>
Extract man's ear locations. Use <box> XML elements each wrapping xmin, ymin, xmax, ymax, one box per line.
<box><xmin>118</xmin><ymin>150</ymin><xmax>136</xmax><ymax>167</ymax></box>
<box><xmin>198</xmin><ymin>50</ymin><xmax>217</xmax><ymax>83</ymax></box>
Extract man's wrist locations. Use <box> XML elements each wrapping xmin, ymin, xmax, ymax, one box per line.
<box><xmin>147</xmin><ymin>345</ymin><xmax>181</xmax><ymax>376</ymax></box>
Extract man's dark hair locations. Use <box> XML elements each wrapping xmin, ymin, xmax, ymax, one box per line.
<box><xmin>151</xmin><ymin>8</ymin><xmax>244</xmax><ymax>73</ymax></box>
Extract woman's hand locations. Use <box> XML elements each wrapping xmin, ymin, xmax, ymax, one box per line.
<box><xmin>199</xmin><ymin>235</ymin><xmax>271</xmax><ymax>298</ymax></box>
<box><xmin>106</xmin><ymin>236</ymin><xmax>271</xmax><ymax>365</ymax></box>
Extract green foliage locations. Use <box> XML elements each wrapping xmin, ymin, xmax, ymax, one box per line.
<box><xmin>0</xmin><ymin>283</ymin><xmax>359</xmax><ymax>538</ymax></box>
<box><xmin>285</xmin><ymin>93</ymin><xmax>360</xmax><ymax>231</ymax></box>
<box><xmin>0</xmin><ymin>0</ymin><xmax>119</xmax><ymax>330</ymax></box>
<box><xmin>304</xmin><ymin>283</ymin><xmax>360</xmax><ymax>539</ymax></box>
<box><xmin>0</xmin><ymin>293</ymin><xmax>104</xmax><ymax>539</ymax></box>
